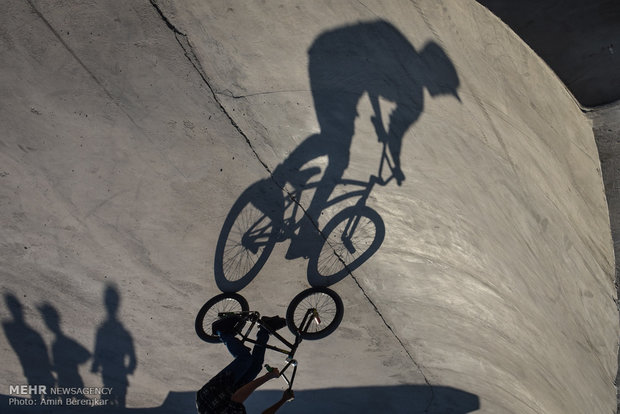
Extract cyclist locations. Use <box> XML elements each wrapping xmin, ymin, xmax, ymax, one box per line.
<box><xmin>196</xmin><ymin>315</ymin><xmax>295</xmax><ymax>414</ymax></box>
<box><xmin>279</xmin><ymin>20</ymin><xmax>460</xmax><ymax>259</ymax></box>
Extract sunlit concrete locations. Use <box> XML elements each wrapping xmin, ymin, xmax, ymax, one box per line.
<box><xmin>1</xmin><ymin>1</ymin><xmax>617</xmax><ymax>413</ymax></box>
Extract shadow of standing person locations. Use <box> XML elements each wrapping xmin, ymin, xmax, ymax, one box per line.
<box><xmin>38</xmin><ymin>303</ymin><xmax>91</xmax><ymax>396</ymax></box>
<box><xmin>2</xmin><ymin>293</ymin><xmax>55</xmax><ymax>402</ymax></box>
<box><xmin>91</xmin><ymin>284</ymin><xmax>137</xmax><ymax>408</ymax></box>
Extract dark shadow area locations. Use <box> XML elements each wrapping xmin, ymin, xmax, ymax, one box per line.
<box><xmin>589</xmin><ymin>102</ymin><xmax>620</xmax><ymax>411</ymax></box>
<box><xmin>214</xmin><ymin>20</ymin><xmax>460</xmax><ymax>292</ymax></box>
<box><xmin>476</xmin><ymin>0</ymin><xmax>620</xmax><ymax>106</ymax></box>
<box><xmin>2</xmin><ymin>293</ymin><xmax>55</xmax><ymax>403</ymax></box>
<box><xmin>1</xmin><ymin>385</ymin><xmax>479</xmax><ymax>413</ymax></box>
<box><xmin>0</xmin><ymin>392</ymin><xmax>193</xmax><ymax>414</ymax></box>
<box><xmin>39</xmin><ymin>303</ymin><xmax>91</xmax><ymax>395</ymax></box>
<box><xmin>91</xmin><ymin>284</ymin><xmax>138</xmax><ymax>408</ymax></box>
<box><xmin>246</xmin><ymin>385</ymin><xmax>479</xmax><ymax>413</ymax></box>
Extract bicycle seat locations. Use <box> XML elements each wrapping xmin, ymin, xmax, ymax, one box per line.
<box><xmin>212</xmin><ymin>315</ymin><xmax>244</xmax><ymax>335</ymax></box>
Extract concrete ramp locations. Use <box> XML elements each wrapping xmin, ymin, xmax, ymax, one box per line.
<box><xmin>1</xmin><ymin>0</ymin><xmax>617</xmax><ymax>413</ymax></box>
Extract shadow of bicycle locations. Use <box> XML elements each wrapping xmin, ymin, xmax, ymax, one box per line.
<box><xmin>213</xmin><ymin>20</ymin><xmax>460</xmax><ymax>292</ymax></box>
<box><xmin>213</xmin><ymin>170</ymin><xmax>387</xmax><ymax>292</ymax></box>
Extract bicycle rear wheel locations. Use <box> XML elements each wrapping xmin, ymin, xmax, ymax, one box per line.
<box><xmin>285</xmin><ymin>287</ymin><xmax>343</xmax><ymax>340</ymax></box>
<box><xmin>214</xmin><ymin>180</ymin><xmax>283</xmax><ymax>292</ymax></box>
<box><xmin>195</xmin><ymin>293</ymin><xmax>249</xmax><ymax>343</ymax></box>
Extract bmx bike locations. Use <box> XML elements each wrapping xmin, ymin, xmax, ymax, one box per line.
<box><xmin>214</xmin><ymin>139</ymin><xmax>397</xmax><ymax>291</ymax></box>
<box><xmin>195</xmin><ymin>287</ymin><xmax>344</xmax><ymax>390</ymax></box>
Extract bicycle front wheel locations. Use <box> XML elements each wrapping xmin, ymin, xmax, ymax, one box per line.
<box><xmin>195</xmin><ymin>293</ymin><xmax>249</xmax><ymax>343</ymax></box>
<box><xmin>286</xmin><ymin>287</ymin><xmax>343</xmax><ymax>340</ymax></box>
<box><xmin>307</xmin><ymin>206</ymin><xmax>385</xmax><ymax>285</ymax></box>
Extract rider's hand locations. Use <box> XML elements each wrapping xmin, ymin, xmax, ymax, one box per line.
<box><xmin>266</xmin><ymin>367</ymin><xmax>280</xmax><ymax>379</ymax></box>
<box><xmin>394</xmin><ymin>167</ymin><xmax>405</xmax><ymax>186</ymax></box>
<box><xmin>282</xmin><ymin>389</ymin><xmax>294</xmax><ymax>402</ymax></box>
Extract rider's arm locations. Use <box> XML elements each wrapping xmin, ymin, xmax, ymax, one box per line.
<box><xmin>386</xmin><ymin>103</ymin><xmax>419</xmax><ymax>185</ymax></box>
<box><xmin>368</xmin><ymin>94</ymin><xmax>418</xmax><ymax>185</ymax></box>
<box><xmin>231</xmin><ymin>370</ymin><xmax>279</xmax><ymax>404</ymax></box>
<box><xmin>388</xmin><ymin>105</ymin><xmax>417</xmax><ymax>145</ymax></box>
<box><xmin>261</xmin><ymin>389</ymin><xmax>294</xmax><ymax>414</ymax></box>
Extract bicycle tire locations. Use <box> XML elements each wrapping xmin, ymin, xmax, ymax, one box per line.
<box><xmin>214</xmin><ymin>180</ymin><xmax>283</xmax><ymax>292</ymax></box>
<box><xmin>195</xmin><ymin>293</ymin><xmax>249</xmax><ymax>343</ymax></box>
<box><xmin>307</xmin><ymin>206</ymin><xmax>384</xmax><ymax>286</ymax></box>
<box><xmin>285</xmin><ymin>287</ymin><xmax>343</xmax><ymax>340</ymax></box>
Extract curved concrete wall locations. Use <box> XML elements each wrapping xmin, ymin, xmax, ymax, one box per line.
<box><xmin>1</xmin><ymin>0</ymin><xmax>617</xmax><ymax>413</ymax></box>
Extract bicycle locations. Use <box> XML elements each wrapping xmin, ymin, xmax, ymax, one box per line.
<box><xmin>195</xmin><ymin>287</ymin><xmax>344</xmax><ymax>390</ymax></box>
<box><xmin>214</xmin><ymin>127</ymin><xmax>398</xmax><ymax>291</ymax></box>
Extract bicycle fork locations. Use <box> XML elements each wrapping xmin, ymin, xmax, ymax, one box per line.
<box><xmin>340</xmin><ymin>142</ymin><xmax>394</xmax><ymax>254</ymax></box>
<box><xmin>266</xmin><ymin>360</ymin><xmax>297</xmax><ymax>393</ymax></box>
<box><xmin>263</xmin><ymin>307</ymin><xmax>317</xmax><ymax>392</ymax></box>
<box><xmin>340</xmin><ymin>177</ymin><xmax>379</xmax><ymax>254</ymax></box>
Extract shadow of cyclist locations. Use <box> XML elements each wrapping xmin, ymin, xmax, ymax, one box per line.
<box><xmin>214</xmin><ymin>20</ymin><xmax>460</xmax><ymax>292</ymax></box>
<box><xmin>275</xmin><ymin>20</ymin><xmax>461</xmax><ymax>260</ymax></box>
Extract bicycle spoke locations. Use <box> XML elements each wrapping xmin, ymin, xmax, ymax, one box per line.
<box><xmin>286</xmin><ymin>287</ymin><xmax>343</xmax><ymax>340</ymax></box>
<box><xmin>293</xmin><ymin>292</ymin><xmax>337</xmax><ymax>333</ymax></box>
<box><xmin>221</xmin><ymin>202</ymin><xmax>274</xmax><ymax>282</ymax></box>
<box><xmin>316</xmin><ymin>212</ymin><xmax>377</xmax><ymax>277</ymax></box>
<box><xmin>196</xmin><ymin>293</ymin><xmax>250</xmax><ymax>343</ymax></box>
<box><xmin>203</xmin><ymin>298</ymin><xmax>244</xmax><ymax>332</ymax></box>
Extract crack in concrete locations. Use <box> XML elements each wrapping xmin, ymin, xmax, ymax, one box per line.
<box><xmin>149</xmin><ymin>3</ymin><xmax>331</xmax><ymax>270</ymax></box>
<box><xmin>26</xmin><ymin>0</ymin><xmax>141</xmax><ymax>129</ymax></box>
<box><xmin>149</xmin><ymin>0</ymin><xmax>186</xmax><ymax>36</ymax></box>
<box><xmin>215</xmin><ymin>89</ymin><xmax>310</xmax><ymax>99</ymax></box>
<box><xmin>27</xmin><ymin>0</ymin><xmax>179</xmax><ymax>184</ymax></box>
<box><xmin>356</xmin><ymin>0</ymin><xmax>381</xmax><ymax>18</ymax></box>
<box><xmin>324</xmin><ymin>244</ymin><xmax>436</xmax><ymax>412</ymax></box>
<box><xmin>149</xmin><ymin>0</ymin><xmax>273</xmax><ymax>177</ymax></box>
<box><xmin>150</xmin><ymin>2</ymin><xmax>436</xmax><ymax>409</ymax></box>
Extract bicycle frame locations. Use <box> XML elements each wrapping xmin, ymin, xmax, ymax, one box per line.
<box><xmin>218</xmin><ymin>309</ymin><xmax>319</xmax><ymax>390</ymax></box>
<box><xmin>239</xmin><ymin>142</ymin><xmax>394</xmax><ymax>256</ymax></box>
<box><xmin>293</xmin><ymin>141</ymin><xmax>394</xmax><ymax>221</ymax></box>
<box><xmin>324</xmin><ymin>142</ymin><xmax>395</xmax><ymax>252</ymax></box>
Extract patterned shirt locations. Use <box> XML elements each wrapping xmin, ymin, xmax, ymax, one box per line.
<box><xmin>196</xmin><ymin>369</ymin><xmax>247</xmax><ymax>414</ymax></box>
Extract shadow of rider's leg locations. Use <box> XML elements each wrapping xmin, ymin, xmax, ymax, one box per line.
<box><xmin>272</xmin><ymin>134</ymin><xmax>328</xmax><ymax>188</ymax></box>
<box><xmin>300</xmin><ymin>146</ymin><xmax>349</xmax><ymax>235</ymax></box>
<box><xmin>284</xmin><ymin>133</ymin><xmax>351</xmax><ymax>259</ymax></box>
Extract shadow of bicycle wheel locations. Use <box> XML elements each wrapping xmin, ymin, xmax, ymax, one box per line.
<box><xmin>214</xmin><ymin>179</ymin><xmax>284</xmax><ymax>292</ymax></box>
<box><xmin>307</xmin><ymin>205</ymin><xmax>385</xmax><ymax>287</ymax></box>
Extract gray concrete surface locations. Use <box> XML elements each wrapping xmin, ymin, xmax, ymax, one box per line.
<box><xmin>1</xmin><ymin>0</ymin><xmax>618</xmax><ymax>413</ymax></box>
